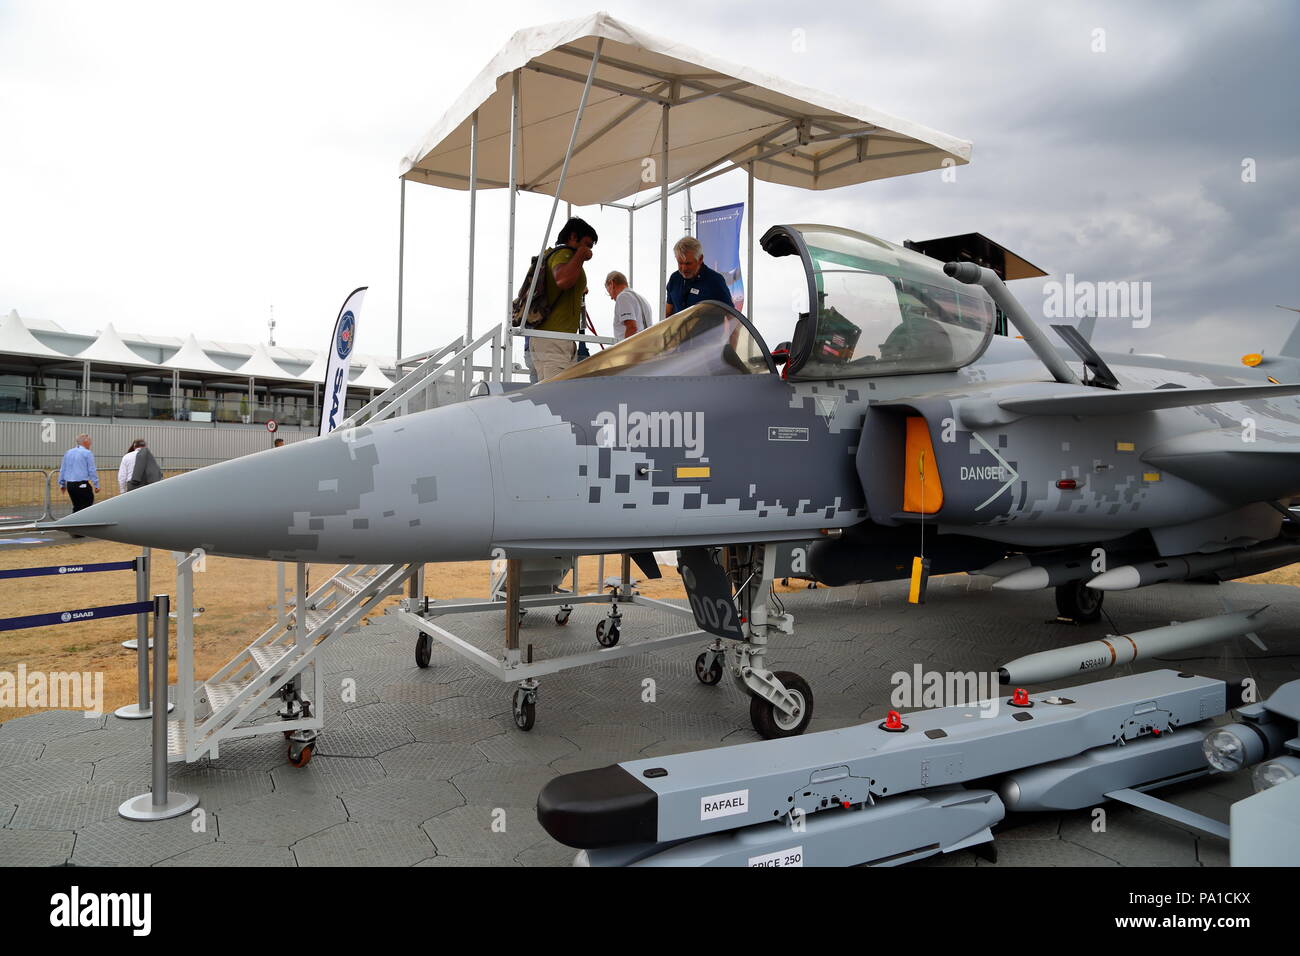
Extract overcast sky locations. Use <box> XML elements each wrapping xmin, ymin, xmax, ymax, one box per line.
<box><xmin>2</xmin><ymin>0</ymin><xmax>1296</xmax><ymax>365</ymax></box>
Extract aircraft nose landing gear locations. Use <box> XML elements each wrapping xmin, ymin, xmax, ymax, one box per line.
<box><xmin>682</xmin><ymin>544</ymin><xmax>813</xmax><ymax>739</ymax></box>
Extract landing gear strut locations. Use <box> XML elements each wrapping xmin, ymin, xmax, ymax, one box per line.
<box><xmin>692</xmin><ymin>544</ymin><xmax>812</xmax><ymax>739</ymax></box>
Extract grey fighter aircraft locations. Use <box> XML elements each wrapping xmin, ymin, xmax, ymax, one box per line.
<box><xmin>52</xmin><ymin>223</ymin><xmax>1300</xmax><ymax>737</ymax></box>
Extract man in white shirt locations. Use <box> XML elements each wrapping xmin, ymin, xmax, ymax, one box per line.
<box><xmin>118</xmin><ymin>439</ymin><xmax>144</xmax><ymax>494</ymax></box>
<box><xmin>604</xmin><ymin>271</ymin><xmax>652</xmax><ymax>342</ymax></box>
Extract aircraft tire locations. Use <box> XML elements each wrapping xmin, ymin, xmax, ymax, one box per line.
<box><xmin>750</xmin><ymin>671</ymin><xmax>814</xmax><ymax>739</ymax></box>
<box><xmin>1056</xmin><ymin>579</ymin><xmax>1103</xmax><ymax>623</ymax></box>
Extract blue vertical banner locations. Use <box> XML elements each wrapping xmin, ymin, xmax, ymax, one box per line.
<box><xmin>694</xmin><ymin>203</ymin><xmax>745</xmax><ymax>311</ymax></box>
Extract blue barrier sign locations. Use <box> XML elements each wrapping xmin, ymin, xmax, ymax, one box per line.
<box><xmin>0</xmin><ymin>560</ymin><xmax>136</xmax><ymax>581</ymax></box>
<box><xmin>0</xmin><ymin>600</ymin><xmax>155</xmax><ymax>632</ymax></box>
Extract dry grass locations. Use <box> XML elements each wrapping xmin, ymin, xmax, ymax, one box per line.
<box><xmin>0</xmin><ymin>539</ymin><xmax>702</xmax><ymax>719</ymax></box>
<box><xmin>3</xmin><ymin>536</ymin><xmax>1294</xmax><ymax>721</ymax></box>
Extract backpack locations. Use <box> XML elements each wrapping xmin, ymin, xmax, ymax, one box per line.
<box><xmin>511</xmin><ymin>247</ymin><xmax>567</xmax><ymax>328</ymax></box>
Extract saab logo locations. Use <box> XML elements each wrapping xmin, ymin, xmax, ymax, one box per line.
<box><xmin>327</xmin><ymin>367</ymin><xmax>345</xmax><ymax>431</ymax></box>
<box><xmin>60</xmin><ymin>612</ymin><xmax>72</xmax><ymax>623</ymax></box>
<box><xmin>59</xmin><ymin>566</ymin><xmax>82</xmax><ymax>574</ymax></box>
<box><xmin>700</xmin><ymin>788</ymin><xmax>748</xmax><ymax>821</ymax></box>
<box><xmin>336</xmin><ymin>311</ymin><xmax>355</xmax><ymax>360</ymax></box>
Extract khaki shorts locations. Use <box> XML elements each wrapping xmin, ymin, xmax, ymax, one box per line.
<box><xmin>531</xmin><ymin>337</ymin><xmax>577</xmax><ymax>380</ymax></box>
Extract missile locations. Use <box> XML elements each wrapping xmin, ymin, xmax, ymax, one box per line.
<box><xmin>991</xmin><ymin>549</ymin><xmax>1147</xmax><ymax>591</ymax></box>
<box><xmin>998</xmin><ymin>728</ymin><xmax>1211</xmax><ymax>812</ymax></box>
<box><xmin>998</xmin><ymin>608</ymin><xmax>1266</xmax><ymax>685</ymax></box>
<box><xmin>978</xmin><ymin>555</ymin><xmax>1033</xmax><ymax>579</ymax></box>
<box><xmin>1088</xmin><ymin>542</ymin><xmax>1300</xmax><ymax>591</ymax></box>
<box><xmin>993</xmin><ymin>556</ymin><xmax>1094</xmax><ymax>591</ymax></box>
<box><xmin>981</xmin><ymin>547</ymin><xmax>1134</xmax><ymax>589</ymax></box>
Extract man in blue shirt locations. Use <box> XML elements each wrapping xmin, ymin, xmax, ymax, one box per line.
<box><xmin>59</xmin><ymin>433</ymin><xmax>99</xmax><ymax>516</ymax></box>
<box><xmin>665</xmin><ymin>236</ymin><xmax>735</xmax><ymax>317</ymax></box>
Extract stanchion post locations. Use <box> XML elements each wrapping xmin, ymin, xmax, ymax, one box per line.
<box><xmin>118</xmin><ymin>594</ymin><xmax>199</xmax><ymax>821</ymax></box>
<box><xmin>115</xmin><ymin>551</ymin><xmax>170</xmax><ymax>719</ymax></box>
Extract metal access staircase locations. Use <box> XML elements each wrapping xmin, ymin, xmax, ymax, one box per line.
<box><xmin>166</xmin><ymin>326</ymin><xmax>509</xmax><ymax>764</ymax></box>
<box><xmin>168</xmin><ymin>562</ymin><xmax>420</xmax><ymax>763</ymax></box>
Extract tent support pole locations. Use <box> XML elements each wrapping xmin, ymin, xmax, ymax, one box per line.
<box><xmin>396</xmin><ymin>178</ymin><xmax>406</xmax><ymax>362</ymax></box>
<box><xmin>627</xmin><ymin>207</ymin><xmax>634</xmax><ymax>288</ymax></box>
<box><xmin>659</xmin><ymin>103</ymin><xmax>670</xmax><ymax>321</ymax></box>
<box><xmin>518</xmin><ymin>40</ymin><xmax>604</xmax><ymax>336</ymax></box>
<box><xmin>505</xmin><ymin>69</ymin><xmax>520</xmax><ymax>380</ymax></box>
<box><xmin>466</xmin><ymin>109</ymin><xmax>478</xmax><ymax>351</ymax></box>
<box><xmin>747</xmin><ymin>161</ymin><xmax>754</xmax><ymax>319</ymax></box>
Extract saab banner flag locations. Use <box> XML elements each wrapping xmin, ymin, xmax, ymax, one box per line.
<box><xmin>320</xmin><ymin>287</ymin><xmax>367</xmax><ymax>437</ymax></box>
<box><xmin>694</xmin><ymin>203</ymin><xmax>744</xmax><ymax>311</ymax></box>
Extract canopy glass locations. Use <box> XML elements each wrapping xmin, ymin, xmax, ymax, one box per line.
<box><xmin>765</xmin><ymin>224</ymin><xmax>996</xmax><ymax>380</ymax></box>
<box><xmin>549</xmin><ymin>302</ymin><xmax>772</xmax><ymax>380</ymax></box>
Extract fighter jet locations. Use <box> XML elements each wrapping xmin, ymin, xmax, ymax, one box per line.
<box><xmin>53</xmin><ymin>223</ymin><xmax>1300</xmax><ymax>737</ymax></box>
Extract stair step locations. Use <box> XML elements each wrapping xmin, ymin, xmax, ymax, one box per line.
<box><xmin>202</xmin><ymin>680</ymin><xmax>248</xmax><ymax>713</ymax></box>
<box><xmin>249</xmin><ymin>644</ymin><xmax>294</xmax><ymax>674</ymax></box>
<box><xmin>166</xmin><ymin>717</ymin><xmax>187</xmax><ymax>759</ymax></box>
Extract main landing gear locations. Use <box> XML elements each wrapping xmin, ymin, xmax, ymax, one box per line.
<box><xmin>1055</xmin><ymin>579</ymin><xmax>1104</xmax><ymax>623</ymax></box>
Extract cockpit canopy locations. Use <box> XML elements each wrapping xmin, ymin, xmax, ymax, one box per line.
<box><xmin>549</xmin><ymin>301</ymin><xmax>773</xmax><ymax>381</ymax></box>
<box><xmin>763</xmin><ymin>224</ymin><xmax>997</xmax><ymax>379</ymax></box>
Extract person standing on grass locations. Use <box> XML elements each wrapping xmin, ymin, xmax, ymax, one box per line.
<box><xmin>127</xmin><ymin>440</ymin><xmax>163</xmax><ymax>491</ymax></box>
<box><xmin>59</xmin><ymin>434</ymin><xmax>99</xmax><ymax>519</ymax></box>
<box><xmin>118</xmin><ymin>439</ymin><xmax>144</xmax><ymax>494</ymax></box>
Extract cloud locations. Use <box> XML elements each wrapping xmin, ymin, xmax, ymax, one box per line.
<box><xmin>0</xmin><ymin>0</ymin><xmax>1295</xmax><ymax>367</ymax></box>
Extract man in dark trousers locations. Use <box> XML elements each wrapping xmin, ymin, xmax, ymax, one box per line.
<box><xmin>58</xmin><ymin>433</ymin><xmax>99</xmax><ymax>513</ymax></box>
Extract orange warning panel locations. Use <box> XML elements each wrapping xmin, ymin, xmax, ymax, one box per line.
<box><xmin>903</xmin><ymin>416</ymin><xmax>944</xmax><ymax>514</ymax></box>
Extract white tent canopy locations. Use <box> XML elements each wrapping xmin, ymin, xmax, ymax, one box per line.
<box><xmin>350</xmin><ymin>362</ymin><xmax>394</xmax><ymax>391</ymax></box>
<box><xmin>160</xmin><ymin>332</ymin><xmax>235</xmax><ymax>375</ymax></box>
<box><xmin>0</xmin><ymin>309</ymin><xmax>65</xmax><ymax>358</ymax></box>
<box><xmin>235</xmin><ymin>342</ymin><xmax>296</xmax><ymax>380</ymax></box>
<box><xmin>75</xmin><ymin>322</ymin><xmax>156</xmax><ymax>367</ymax></box>
<box><xmin>402</xmin><ymin>11</ymin><xmax>972</xmax><ymax>205</ymax></box>
<box><xmin>297</xmin><ymin>351</ymin><xmax>328</xmax><ymax>385</ymax></box>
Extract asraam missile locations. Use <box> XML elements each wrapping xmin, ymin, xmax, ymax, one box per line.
<box><xmin>998</xmin><ymin>608</ymin><xmax>1266</xmax><ymax>685</ymax></box>
<box><xmin>1088</xmin><ymin>541</ymin><xmax>1300</xmax><ymax>591</ymax></box>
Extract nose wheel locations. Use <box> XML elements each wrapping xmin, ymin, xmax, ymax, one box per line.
<box><xmin>748</xmin><ymin>671</ymin><xmax>813</xmax><ymax>739</ymax></box>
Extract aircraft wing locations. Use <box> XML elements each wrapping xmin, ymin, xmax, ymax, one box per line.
<box><xmin>998</xmin><ymin>382</ymin><xmax>1300</xmax><ymax>417</ymax></box>
<box><xmin>1143</xmin><ymin>430</ymin><xmax>1300</xmax><ymax>501</ymax></box>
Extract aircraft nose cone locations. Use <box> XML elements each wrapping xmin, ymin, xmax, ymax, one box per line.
<box><xmin>56</xmin><ymin>406</ymin><xmax>495</xmax><ymax>563</ymax></box>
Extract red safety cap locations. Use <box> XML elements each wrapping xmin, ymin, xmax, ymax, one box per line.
<box><xmin>884</xmin><ymin>710</ymin><xmax>903</xmax><ymax>729</ymax></box>
<box><xmin>1012</xmin><ymin>688</ymin><xmax>1031</xmax><ymax>707</ymax></box>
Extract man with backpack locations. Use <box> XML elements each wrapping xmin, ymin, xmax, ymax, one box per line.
<box><xmin>523</xmin><ymin>217</ymin><xmax>598</xmax><ymax>380</ymax></box>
